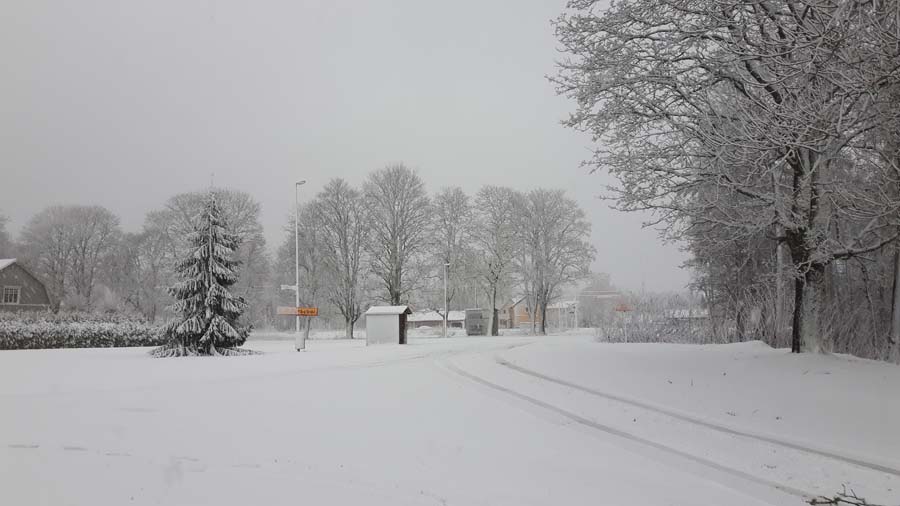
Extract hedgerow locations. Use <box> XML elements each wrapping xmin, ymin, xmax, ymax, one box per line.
<box><xmin>0</xmin><ymin>312</ymin><xmax>165</xmax><ymax>350</ymax></box>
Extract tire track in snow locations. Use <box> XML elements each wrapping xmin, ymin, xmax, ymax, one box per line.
<box><xmin>437</xmin><ymin>355</ymin><xmax>813</xmax><ymax>503</ymax></box>
<box><xmin>495</xmin><ymin>355</ymin><xmax>900</xmax><ymax>478</ymax></box>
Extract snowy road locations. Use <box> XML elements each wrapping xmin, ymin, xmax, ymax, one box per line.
<box><xmin>1</xmin><ymin>337</ymin><xmax>896</xmax><ymax>505</ymax></box>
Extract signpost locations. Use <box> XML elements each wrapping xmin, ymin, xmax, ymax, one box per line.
<box><xmin>277</xmin><ymin>306</ymin><xmax>319</xmax><ymax>317</ymax></box>
<box><xmin>276</xmin><ymin>270</ymin><xmax>318</xmax><ymax>351</ymax></box>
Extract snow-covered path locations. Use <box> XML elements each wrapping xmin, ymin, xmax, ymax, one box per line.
<box><xmin>1</xmin><ymin>337</ymin><xmax>895</xmax><ymax>505</ymax></box>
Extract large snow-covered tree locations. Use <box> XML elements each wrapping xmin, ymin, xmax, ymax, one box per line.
<box><xmin>363</xmin><ymin>164</ymin><xmax>431</xmax><ymax>305</ymax></box>
<box><xmin>150</xmin><ymin>188</ymin><xmax>271</xmax><ymax>327</ymax></box>
<box><xmin>554</xmin><ymin>0</ymin><xmax>900</xmax><ymax>352</ymax></box>
<box><xmin>153</xmin><ymin>193</ymin><xmax>251</xmax><ymax>357</ymax></box>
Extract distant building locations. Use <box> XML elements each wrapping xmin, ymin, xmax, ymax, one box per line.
<box><xmin>546</xmin><ymin>300</ymin><xmax>578</xmax><ymax>329</ymax></box>
<box><xmin>407</xmin><ymin>310</ymin><xmax>465</xmax><ymax>330</ymax></box>
<box><xmin>0</xmin><ymin>259</ymin><xmax>51</xmax><ymax>312</ymax></box>
<box><xmin>509</xmin><ymin>299</ymin><xmax>580</xmax><ymax>330</ymax></box>
<box><xmin>499</xmin><ymin>289</ymin><xmax>623</xmax><ymax>330</ymax></box>
<box><xmin>501</xmin><ymin>297</ymin><xmax>534</xmax><ymax>329</ymax></box>
<box><xmin>576</xmin><ymin>290</ymin><xmax>621</xmax><ymax>328</ymax></box>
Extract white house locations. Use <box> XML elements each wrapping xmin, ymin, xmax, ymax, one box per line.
<box><xmin>406</xmin><ymin>310</ymin><xmax>465</xmax><ymax>330</ymax></box>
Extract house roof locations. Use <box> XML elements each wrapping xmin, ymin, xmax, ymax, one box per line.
<box><xmin>501</xmin><ymin>296</ymin><xmax>527</xmax><ymax>310</ymax></box>
<box><xmin>408</xmin><ymin>310</ymin><xmax>465</xmax><ymax>322</ymax></box>
<box><xmin>579</xmin><ymin>290</ymin><xmax>621</xmax><ymax>299</ymax></box>
<box><xmin>0</xmin><ymin>259</ymin><xmax>16</xmax><ymax>272</ymax></box>
<box><xmin>365</xmin><ymin>305</ymin><xmax>412</xmax><ymax>316</ymax></box>
<box><xmin>548</xmin><ymin>300</ymin><xmax>578</xmax><ymax>310</ymax></box>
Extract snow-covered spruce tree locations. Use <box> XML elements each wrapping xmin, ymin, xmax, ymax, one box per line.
<box><xmin>151</xmin><ymin>193</ymin><xmax>252</xmax><ymax>357</ymax></box>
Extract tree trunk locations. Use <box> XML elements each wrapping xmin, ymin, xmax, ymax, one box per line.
<box><xmin>488</xmin><ymin>286</ymin><xmax>499</xmax><ymax>336</ymax></box>
<box><xmin>345</xmin><ymin>318</ymin><xmax>354</xmax><ymax>339</ymax></box>
<box><xmin>775</xmin><ymin>235</ymin><xmax>785</xmax><ymax>346</ymax></box>
<box><xmin>735</xmin><ymin>306</ymin><xmax>745</xmax><ymax>343</ymax></box>
<box><xmin>890</xmin><ymin>242</ymin><xmax>900</xmax><ymax>362</ymax></box>
<box><xmin>791</xmin><ymin>275</ymin><xmax>803</xmax><ymax>353</ymax></box>
<box><xmin>792</xmin><ymin>264</ymin><xmax>827</xmax><ymax>354</ymax></box>
<box><xmin>539</xmin><ymin>300</ymin><xmax>548</xmax><ymax>335</ymax></box>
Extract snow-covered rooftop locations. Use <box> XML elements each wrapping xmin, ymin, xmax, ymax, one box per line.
<box><xmin>0</xmin><ymin>258</ymin><xmax>16</xmax><ymax>272</ymax></box>
<box><xmin>408</xmin><ymin>310</ymin><xmax>465</xmax><ymax>322</ymax></box>
<box><xmin>548</xmin><ymin>300</ymin><xmax>578</xmax><ymax>310</ymax></box>
<box><xmin>364</xmin><ymin>305</ymin><xmax>412</xmax><ymax>316</ymax></box>
<box><xmin>579</xmin><ymin>291</ymin><xmax>621</xmax><ymax>299</ymax></box>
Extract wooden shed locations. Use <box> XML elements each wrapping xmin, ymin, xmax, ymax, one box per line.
<box><xmin>0</xmin><ymin>259</ymin><xmax>51</xmax><ymax>312</ymax></box>
<box><xmin>365</xmin><ymin>305</ymin><xmax>412</xmax><ymax>345</ymax></box>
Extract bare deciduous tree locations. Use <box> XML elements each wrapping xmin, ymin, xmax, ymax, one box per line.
<box><xmin>516</xmin><ymin>189</ymin><xmax>594</xmax><ymax>335</ymax></box>
<box><xmin>0</xmin><ymin>213</ymin><xmax>14</xmax><ymax>258</ymax></box>
<box><xmin>313</xmin><ymin>178</ymin><xmax>368</xmax><ymax>338</ymax></box>
<box><xmin>66</xmin><ymin>206</ymin><xmax>121</xmax><ymax>308</ymax></box>
<box><xmin>20</xmin><ymin>205</ymin><xmax>121</xmax><ymax>310</ymax></box>
<box><xmin>20</xmin><ymin>208</ymin><xmax>69</xmax><ymax>310</ymax></box>
<box><xmin>427</xmin><ymin>187</ymin><xmax>474</xmax><ymax>330</ymax></box>
<box><xmin>473</xmin><ymin>186</ymin><xmax>520</xmax><ymax>336</ymax></box>
<box><xmin>363</xmin><ymin>164</ymin><xmax>431</xmax><ymax>305</ymax></box>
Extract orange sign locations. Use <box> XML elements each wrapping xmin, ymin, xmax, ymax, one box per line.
<box><xmin>614</xmin><ymin>303</ymin><xmax>634</xmax><ymax>312</ymax></box>
<box><xmin>277</xmin><ymin>306</ymin><xmax>319</xmax><ymax>316</ymax></box>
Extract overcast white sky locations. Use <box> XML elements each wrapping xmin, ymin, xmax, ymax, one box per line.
<box><xmin>0</xmin><ymin>0</ymin><xmax>690</xmax><ymax>292</ymax></box>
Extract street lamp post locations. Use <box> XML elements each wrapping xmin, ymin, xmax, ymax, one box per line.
<box><xmin>443</xmin><ymin>262</ymin><xmax>450</xmax><ymax>338</ymax></box>
<box><xmin>295</xmin><ymin>180</ymin><xmax>307</xmax><ymax>351</ymax></box>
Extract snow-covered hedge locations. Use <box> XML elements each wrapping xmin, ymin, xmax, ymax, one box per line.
<box><xmin>0</xmin><ymin>312</ymin><xmax>165</xmax><ymax>350</ymax></box>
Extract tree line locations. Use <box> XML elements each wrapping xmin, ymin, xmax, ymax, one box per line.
<box><xmin>554</xmin><ymin>0</ymin><xmax>900</xmax><ymax>360</ymax></box>
<box><xmin>0</xmin><ymin>163</ymin><xmax>594</xmax><ymax>337</ymax></box>
<box><xmin>277</xmin><ymin>164</ymin><xmax>595</xmax><ymax>337</ymax></box>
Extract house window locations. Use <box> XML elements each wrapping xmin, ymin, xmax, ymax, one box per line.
<box><xmin>2</xmin><ymin>286</ymin><xmax>20</xmax><ymax>304</ymax></box>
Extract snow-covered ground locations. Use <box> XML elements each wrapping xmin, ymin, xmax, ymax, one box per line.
<box><xmin>1</xmin><ymin>336</ymin><xmax>897</xmax><ymax>505</ymax></box>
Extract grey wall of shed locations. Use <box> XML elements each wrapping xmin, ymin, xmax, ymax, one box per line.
<box><xmin>366</xmin><ymin>314</ymin><xmax>401</xmax><ymax>345</ymax></box>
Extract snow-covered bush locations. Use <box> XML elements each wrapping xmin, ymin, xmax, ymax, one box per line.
<box><xmin>596</xmin><ymin>292</ymin><xmax>725</xmax><ymax>345</ymax></box>
<box><xmin>0</xmin><ymin>311</ymin><xmax>164</xmax><ymax>350</ymax></box>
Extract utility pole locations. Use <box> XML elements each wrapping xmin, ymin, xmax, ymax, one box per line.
<box><xmin>295</xmin><ymin>180</ymin><xmax>307</xmax><ymax>351</ymax></box>
<box><xmin>443</xmin><ymin>262</ymin><xmax>450</xmax><ymax>338</ymax></box>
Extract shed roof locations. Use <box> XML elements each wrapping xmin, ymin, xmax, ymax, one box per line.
<box><xmin>365</xmin><ymin>305</ymin><xmax>412</xmax><ymax>316</ymax></box>
<box><xmin>0</xmin><ymin>259</ymin><xmax>16</xmax><ymax>272</ymax></box>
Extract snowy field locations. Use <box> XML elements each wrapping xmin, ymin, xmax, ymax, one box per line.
<box><xmin>1</xmin><ymin>336</ymin><xmax>898</xmax><ymax>505</ymax></box>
